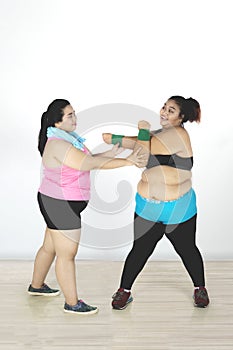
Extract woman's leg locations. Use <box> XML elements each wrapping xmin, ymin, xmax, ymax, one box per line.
<box><xmin>165</xmin><ymin>215</ymin><xmax>205</xmax><ymax>287</ymax></box>
<box><xmin>31</xmin><ymin>227</ymin><xmax>56</xmax><ymax>288</ymax></box>
<box><xmin>120</xmin><ymin>214</ymin><xmax>165</xmax><ymax>290</ymax></box>
<box><xmin>50</xmin><ymin>228</ymin><xmax>81</xmax><ymax>306</ymax></box>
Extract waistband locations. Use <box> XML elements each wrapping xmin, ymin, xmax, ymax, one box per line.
<box><xmin>135</xmin><ymin>188</ymin><xmax>197</xmax><ymax>224</ymax></box>
<box><xmin>137</xmin><ymin>189</ymin><xmax>193</xmax><ymax>204</ymax></box>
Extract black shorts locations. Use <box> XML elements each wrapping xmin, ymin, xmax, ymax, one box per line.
<box><xmin>37</xmin><ymin>192</ymin><xmax>88</xmax><ymax>230</ymax></box>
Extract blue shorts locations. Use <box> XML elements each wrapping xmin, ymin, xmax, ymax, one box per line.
<box><xmin>135</xmin><ymin>188</ymin><xmax>197</xmax><ymax>224</ymax></box>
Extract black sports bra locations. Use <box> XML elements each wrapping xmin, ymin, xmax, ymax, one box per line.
<box><xmin>146</xmin><ymin>128</ymin><xmax>193</xmax><ymax>171</ymax></box>
<box><xmin>146</xmin><ymin>154</ymin><xmax>193</xmax><ymax>170</ymax></box>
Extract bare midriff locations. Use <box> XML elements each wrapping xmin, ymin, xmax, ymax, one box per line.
<box><xmin>137</xmin><ymin>165</ymin><xmax>192</xmax><ymax>201</ymax></box>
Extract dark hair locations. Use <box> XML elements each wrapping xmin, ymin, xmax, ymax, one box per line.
<box><xmin>168</xmin><ymin>95</ymin><xmax>201</xmax><ymax>124</ymax></box>
<box><xmin>38</xmin><ymin>99</ymin><xmax>70</xmax><ymax>156</ymax></box>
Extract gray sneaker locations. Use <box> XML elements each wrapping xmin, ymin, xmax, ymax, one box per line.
<box><xmin>28</xmin><ymin>283</ymin><xmax>60</xmax><ymax>296</ymax></box>
<box><xmin>64</xmin><ymin>299</ymin><xmax>98</xmax><ymax>315</ymax></box>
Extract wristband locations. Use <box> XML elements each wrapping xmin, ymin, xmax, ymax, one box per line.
<box><xmin>112</xmin><ymin>134</ymin><xmax>124</xmax><ymax>147</ymax></box>
<box><xmin>138</xmin><ymin>129</ymin><xmax>150</xmax><ymax>141</ymax></box>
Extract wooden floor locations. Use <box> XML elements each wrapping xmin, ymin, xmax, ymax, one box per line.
<box><xmin>0</xmin><ymin>260</ymin><xmax>233</xmax><ymax>350</ymax></box>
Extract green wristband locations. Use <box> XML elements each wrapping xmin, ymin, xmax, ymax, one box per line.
<box><xmin>112</xmin><ymin>134</ymin><xmax>124</xmax><ymax>147</ymax></box>
<box><xmin>138</xmin><ymin>129</ymin><xmax>150</xmax><ymax>141</ymax></box>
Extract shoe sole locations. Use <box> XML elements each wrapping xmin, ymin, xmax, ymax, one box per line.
<box><xmin>193</xmin><ymin>295</ymin><xmax>209</xmax><ymax>308</ymax></box>
<box><xmin>194</xmin><ymin>303</ymin><xmax>209</xmax><ymax>308</ymax></box>
<box><xmin>28</xmin><ymin>291</ymin><xmax>61</xmax><ymax>297</ymax></box>
<box><xmin>64</xmin><ymin>308</ymin><xmax>99</xmax><ymax>315</ymax></box>
<box><xmin>112</xmin><ymin>297</ymin><xmax>133</xmax><ymax>310</ymax></box>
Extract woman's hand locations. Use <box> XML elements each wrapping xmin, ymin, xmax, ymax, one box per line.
<box><xmin>127</xmin><ymin>147</ymin><xmax>148</xmax><ymax>168</ymax></box>
<box><xmin>102</xmin><ymin>144</ymin><xmax>125</xmax><ymax>158</ymax></box>
<box><xmin>138</xmin><ymin>120</ymin><xmax>151</xmax><ymax>130</ymax></box>
<box><xmin>102</xmin><ymin>133</ymin><xmax>112</xmax><ymax>144</ymax></box>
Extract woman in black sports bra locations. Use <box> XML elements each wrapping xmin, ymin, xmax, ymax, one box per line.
<box><xmin>103</xmin><ymin>95</ymin><xmax>210</xmax><ymax>310</ymax></box>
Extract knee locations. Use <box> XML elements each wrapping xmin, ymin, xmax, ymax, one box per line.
<box><xmin>172</xmin><ymin>242</ymin><xmax>198</xmax><ymax>258</ymax></box>
<box><xmin>41</xmin><ymin>244</ymin><xmax>55</xmax><ymax>256</ymax></box>
<box><xmin>56</xmin><ymin>246</ymin><xmax>78</xmax><ymax>260</ymax></box>
<box><xmin>129</xmin><ymin>242</ymin><xmax>154</xmax><ymax>261</ymax></box>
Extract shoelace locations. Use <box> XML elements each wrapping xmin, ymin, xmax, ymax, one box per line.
<box><xmin>113</xmin><ymin>291</ymin><xmax>126</xmax><ymax>301</ymax></box>
<box><xmin>41</xmin><ymin>283</ymin><xmax>49</xmax><ymax>290</ymax></box>
<box><xmin>196</xmin><ymin>289</ymin><xmax>207</xmax><ymax>299</ymax></box>
<box><xmin>77</xmin><ymin>300</ymin><xmax>96</xmax><ymax>311</ymax></box>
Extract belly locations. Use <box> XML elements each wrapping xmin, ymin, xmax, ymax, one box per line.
<box><xmin>138</xmin><ymin>166</ymin><xmax>192</xmax><ymax>201</ymax></box>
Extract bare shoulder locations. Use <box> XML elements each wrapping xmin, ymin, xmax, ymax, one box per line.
<box><xmin>174</xmin><ymin>127</ymin><xmax>192</xmax><ymax>156</ymax></box>
<box><xmin>43</xmin><ymin>139</ymin><xmax>72</xmax><ymax>163</ymax></box>
<box><xmin>151</xmin><ymin>127</ymin><xmax>192</xmax><ymax>156</ymax></box>
<box><xmin>45</xmin><ymin>139</ymin><xmax>72</xmax><ymax>153</ymax></box>
<box><xmin>163</xmin><ymin>126</ymin><xmax>190</xmax><ymax>141</ymax></box>
<box><xmin>43</xmin><ymin>139</ymin><xmax>88</xmax><ymax>168</ymax></box>
<box><xmin>175</xmin><ymin>126</ymin><xmax>191</xmax><ymax>141</ymax></box>
<box><xmin>152</xmin><ymin>126</ymin><xmax>187</xmax><ymax>142</ymax></box>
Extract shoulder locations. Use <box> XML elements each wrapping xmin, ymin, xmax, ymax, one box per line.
<box><xmin>44</xmin><ymin>139</ymin><xmax>73</xmax><ymax>158</ymax></box>
<box><xmin>150</xmin><ymin>128</ymin><xmax>162</xmax><ymax>135</ymax></box>
<box><xmin>155</xmin><ymin>126</ymin><xmax>190</xmax><ymax>140</ymax></box>
<box><xmin>47</xmin><ymin>138</ymin><xmax>72</xmax><ymax>149</ymax></box>
<box><xmin>44</xmin><ymin>139</ymin><xmax>88</xmax><ymax>166</ymax></box>
<box><xmin>174</xmin><ymin>126</ymin><xmax>190</xmax><ymax>139</ymax></box>
<box><xmin>176</xmin><ymin>127</ymin><xmax>191</xmax><ymax>145</ymax></box>
<box><xmin>150</xmin><ymin>126</ymin><xmax>192</xmax><ymax>156</ymax></box>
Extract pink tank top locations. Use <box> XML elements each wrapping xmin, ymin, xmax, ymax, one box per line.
<box><xmin>39</xmin><ymin>138</ymin><xmax>91</xmax><ymax>200</ymax></box>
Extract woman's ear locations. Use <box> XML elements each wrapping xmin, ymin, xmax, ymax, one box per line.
<box><xmin>54</xmin><ymin>122</ymin><xmax>61</xmax><ymax>128</ymax></box>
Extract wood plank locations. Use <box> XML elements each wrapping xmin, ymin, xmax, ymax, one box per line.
<box><xmin>0</xmin><ymin>260</ymin><xmax>232</xmax><ymax>349</ymax></box>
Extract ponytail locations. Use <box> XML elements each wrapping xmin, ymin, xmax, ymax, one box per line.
<box><xmin>38</xmin><ymin>99</ymin><xmax>70</xmax><ymax>156</ymax></box>
<box><xmin>169</xmin><ymin>96</ymin><xmax>201</xmax><ymax>124</ymax></box>
<box><xmin>38</xmin><ymin>112</ymin><xmax>49</xmax><ymax>156</ymax></box>
<box><xmin>182</xmin><ymin>97</ymin><xmax>201</xmax><ymax>123</ymax></box>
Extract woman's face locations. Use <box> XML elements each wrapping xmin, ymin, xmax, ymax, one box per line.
<box><xmin>55</xmin><ymin>104</ymin><xmax>77</xmax><ymax>132</ymax></box>
<box><xmin>160</xmin><ymin>99</ymin><xmax>183</xmax><ymax>128</ymax></box>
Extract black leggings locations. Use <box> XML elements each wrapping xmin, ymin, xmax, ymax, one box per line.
<box><xmin>120</xmin><ymin>213</ymin><xmax>205</xmax><ymax>289</ymax></box>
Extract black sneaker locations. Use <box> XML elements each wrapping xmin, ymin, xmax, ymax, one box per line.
<box><xmin>112</xmin><ymin>288</ymin><xmax>133</xmax><ymax>310</ymax></box>
<box><xmin>193</xmin><ymin>287</ymin><xmax>210</xmax><ymax>308</ymax></box>
<box><xmin>64</xmin><ymin>299</ymin><xmax>98</xmax><ymax>315</ymax></box>
<box><xmin>28</xmin><ymin>283</ymin><xmax>60</xmax><ymax>296</ymax></box>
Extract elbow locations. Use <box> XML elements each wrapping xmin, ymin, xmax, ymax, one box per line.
<box><xmin>78</xmin><ymin>157</ymin><xmax>95</xmax><ymax>171</ymax></box>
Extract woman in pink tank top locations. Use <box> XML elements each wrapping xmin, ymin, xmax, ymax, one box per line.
<box><xmin>28</xmin><ymin>99</ymin><xmax>147</xmax><ymax>315</ymax></box>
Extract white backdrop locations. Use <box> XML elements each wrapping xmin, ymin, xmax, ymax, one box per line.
<box><xmin>0</xmin><ymin>0</ymin><xmax>232</xmax><ymax>260</ymax></box>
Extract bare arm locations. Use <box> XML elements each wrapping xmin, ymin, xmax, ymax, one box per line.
<box><xmin>121</xmin><ymin>136</ymin><xmax>138</xmax><ymax>149</ymax></box>
<box><xmin>92</xmin><ymin>144</ymin><xmax>125</xmax><ymax>158</ymax></box>
<box><xmin>53</xmin><ymin>140</ymin><xmax>147</xmax><ymax>171</ymax></box>
<box><xmin>102</xmin><ymin>123</ymin><xmax>151</xmax><ymax>160</ymax></box>
<box><xmin>133</xmin><ymin>121</ymin><xmax>151</xmax><ymax>163</ymax></box>
<box><xmin>102</xmin><ymin>133</ymin><xmax>138</xmax><ymax>149</ymax></box>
